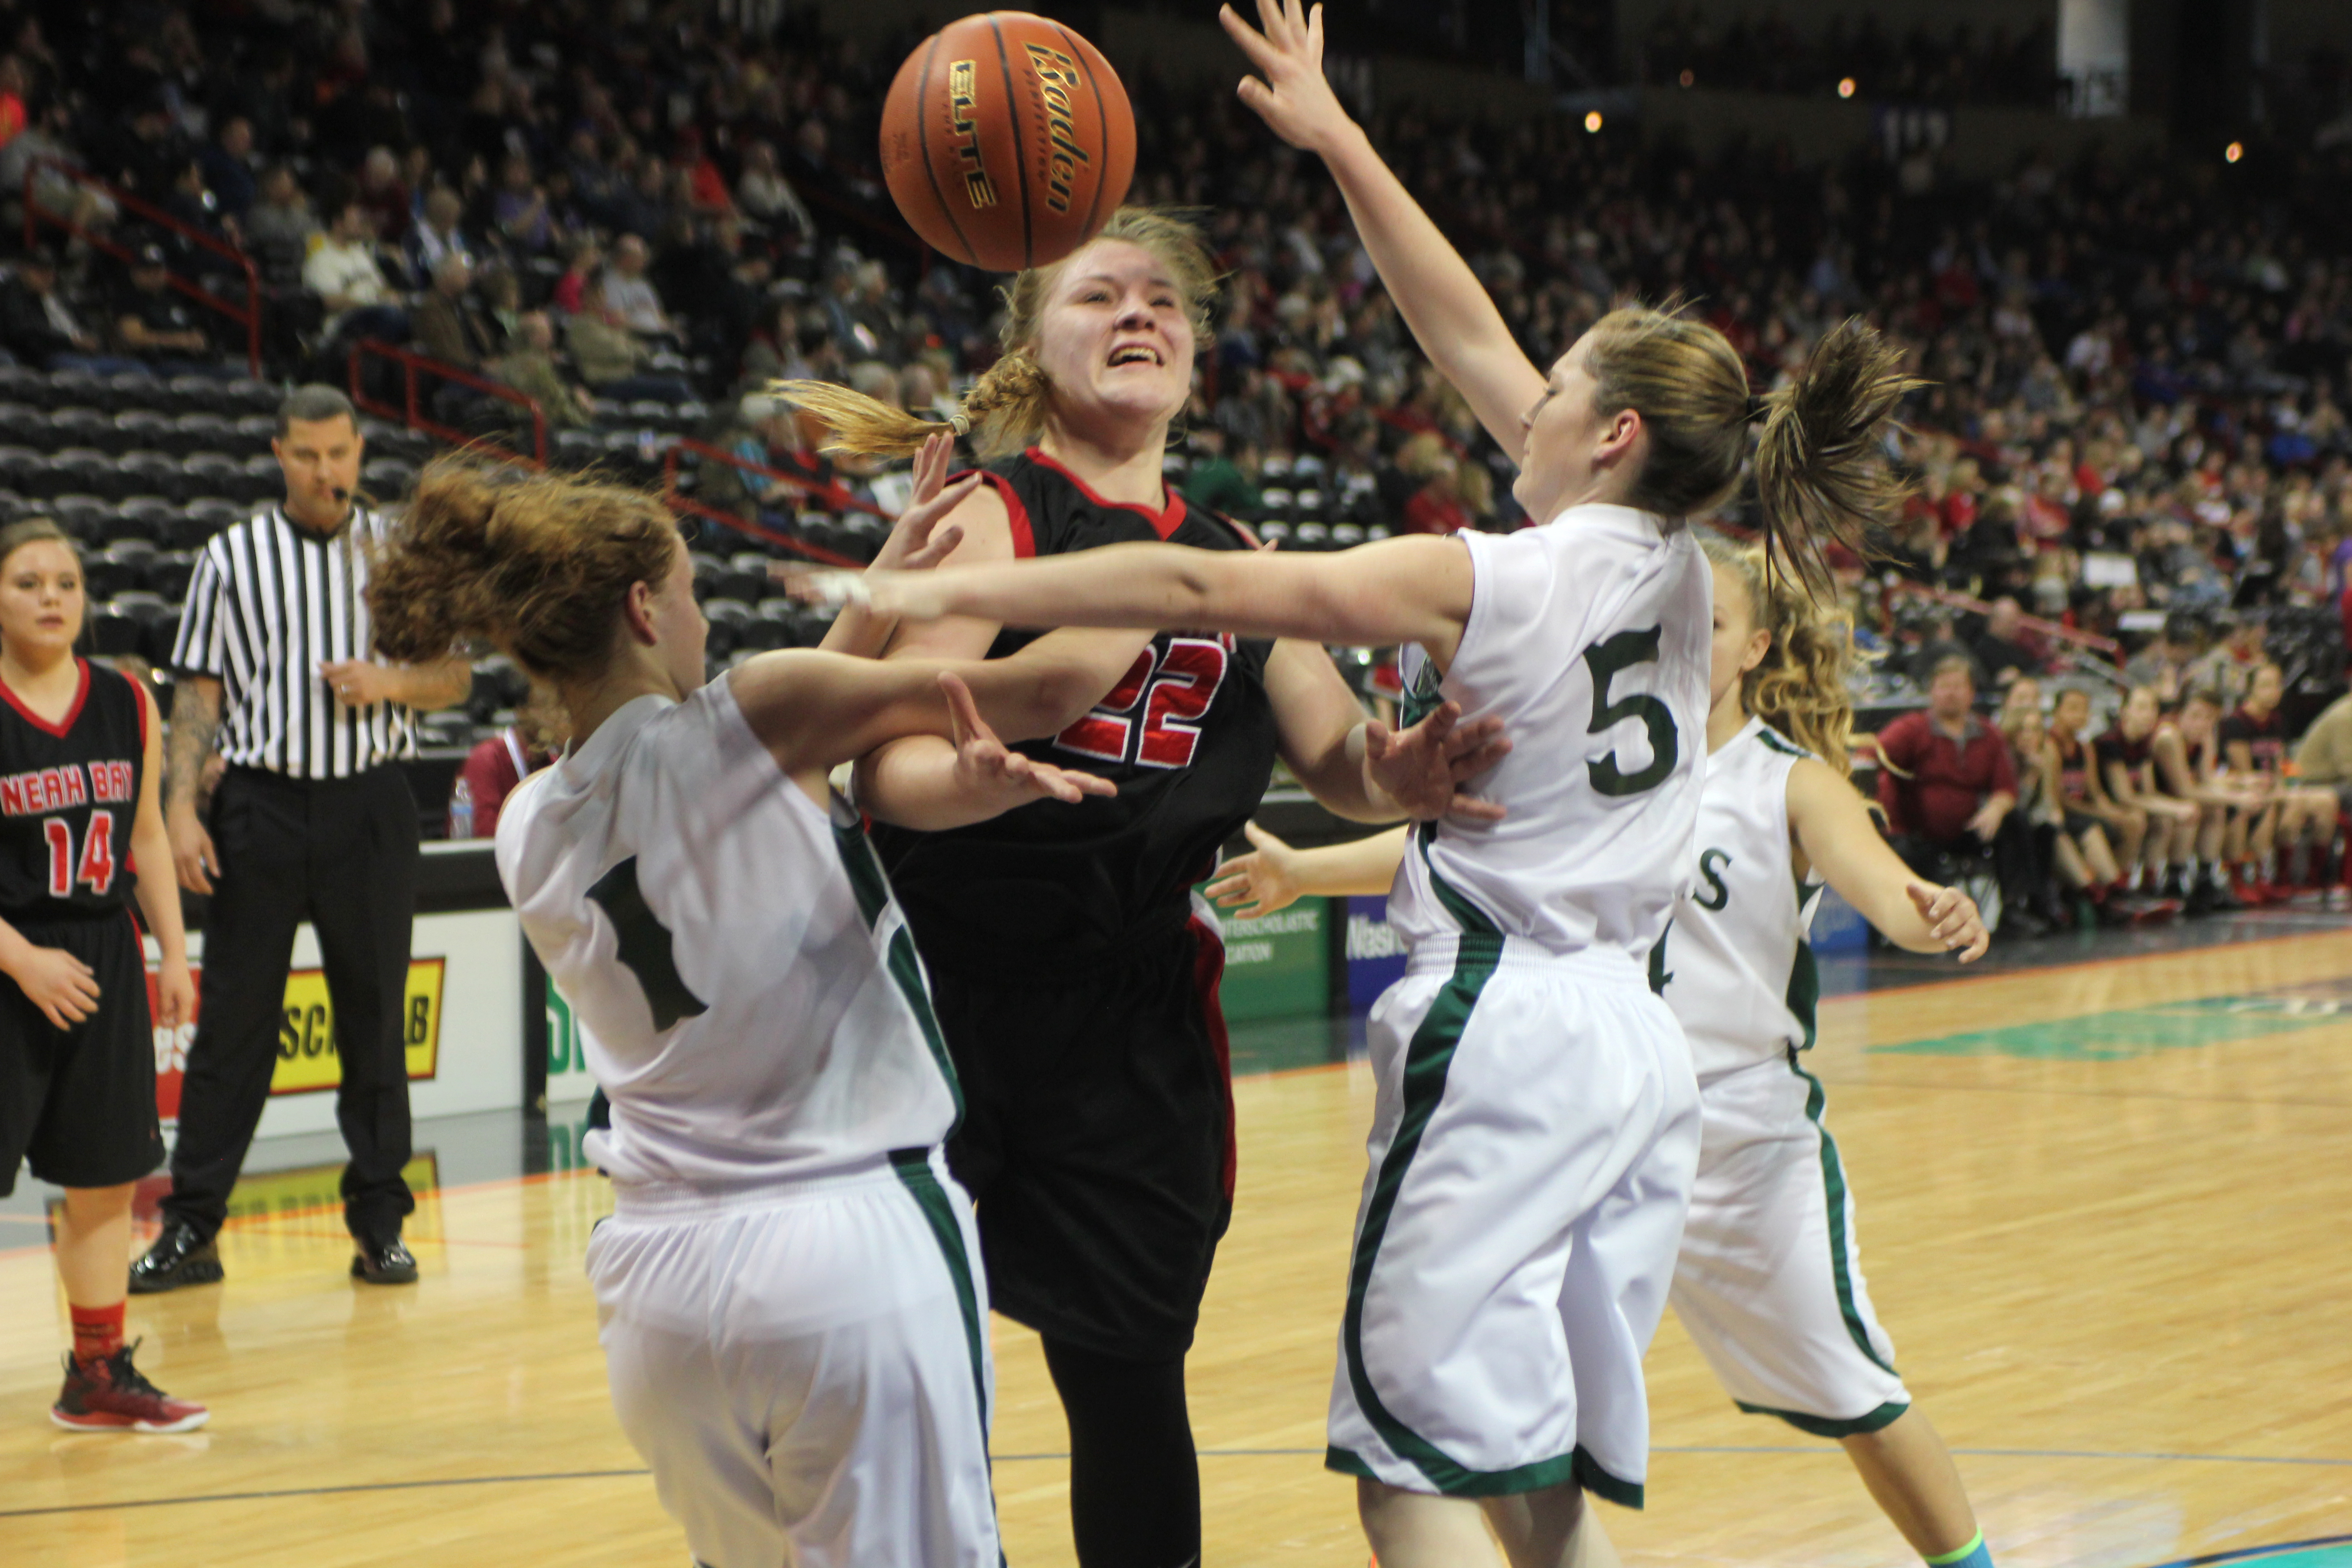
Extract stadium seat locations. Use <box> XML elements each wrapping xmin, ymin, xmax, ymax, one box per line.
<box><xmin>114</xmin><ymin>409</ymin><xmax>174</xmax><ymax>451</ymax></box>
<box><xmin>40</xmin><ymin>370</ymin><xmax>101</xmax><ymax>412</ymax></box>
<box><xmin>49</xmin><ymin>407</ymin><xmax>112</xmax><ymax>451</ymax></box>
<box><xmin>47</xmin><ymin>494</ymin><xmax>109</xmax><ymax>544</ymax></box>
<box><xmin>114</xmin><ymin>496</ymin><xmax>178</xmax><ymax>544</ymax></box>
<box><xmin>49</xmin><ymin>449</ymin><xmax>118</xmax><ymax>499</ymax></box>
<box><xmin>0</xmin><ymin>401</ymin><xmax>43</xmax><ymax>449</ymax></box>
<box><xmin>102</xmin><ymin>373</ymin><xmax>157</xmax><ymax>413</ymax></box>
<box><xmin>1329</xmin><ymin>523</ymin><xmax>1365</xmax><ymax>549</ymax></box>
<box><xmin>1291</xmin><ymin>521</ymin><xmax>1331</xmax><ymax>551</ymax></box>
<box><xmin>169</xmin><ymin>412</ymin><xmax>234</xmax><ymax>457</ymax></box>
<box><xmin>232</xmin><ymin>414</ymin><xmax>279</xmax><ymax>452</ymax></box>
<box><xmin>362</xmin><ymin>456</ymin><xmax>418</xmax><ymax>496</ymax></box>
<box><xmin>119</xmin><ymin>451</ymin><xmax>184</xmax><ymax>502</ymax></box>
<box><xmin>0</xmin><ymin>446</ymin><xmax>41</xmax><ymax>496</ymax></box>
<box><xmin>238</xmin><ymin>453</ymin><xmax>283</xmax><ymax>503</ymax></box>
<box><xmin>87</xmin><ymin>608</ymin><xmax>141</xmax><ymax>656</ymax></box>
<box><xmin>553</xmin><ymin>428</ymin><xmax>602</xmax><ymax>470</ymax></box>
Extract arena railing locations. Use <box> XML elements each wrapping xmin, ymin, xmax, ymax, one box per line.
<box><xmin>1886</xmin><ymin>579</ymin><xmax>2123</xmax><ymax>661</ymax></box>
<box><xmin>348</xmin><ymin>339</ymin><xmax>548</xmax><ymax>470</ymax></box>
<box><xmin>661</xmin><ymin>436</ymin><xmax>878</xmax><ymax>566</ymax></box>
<box><xmin>23</xmin><ymin>157</ymin><xmax>263</xmax><ymax>377</ymax></box>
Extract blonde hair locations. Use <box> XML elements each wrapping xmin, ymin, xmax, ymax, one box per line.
<box><xmin>1585</xmin><ymin>308</ymin><xmax>1919</xmax><ymax>595</ymax></box>
<box><xmin>1702</xmin><ymin>533</ymin><xmax>1857</xmax><ymax>775</ymax></box>
<box><xmin>368</xmin><ymin>459</ymin><xmax>681</xmax><ymax>691</ymax></box>
<box><xmin>774</xmin><ymin>208</ymin><xmax>1219</xmax><ymax>462</ymax></box>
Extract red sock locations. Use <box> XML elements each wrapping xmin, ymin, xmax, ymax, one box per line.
<box><xmin>70</xmin><ymin>1302</ymin><xmax>124</xmax><ymax>1364</ymax></box>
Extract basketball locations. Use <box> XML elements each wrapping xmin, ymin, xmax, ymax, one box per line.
<box><xmin>878</xmin><ymin>12</ymin><xmax>1137</xmax><ymax>273</ymax></box>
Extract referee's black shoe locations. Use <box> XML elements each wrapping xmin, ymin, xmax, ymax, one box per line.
<box><xmin>128</xmin><ymin>1221</ymin><xmax>224</xmax><ymax>1294</ymax></box>
<box><xmin>351</xmin><ymin>1235</ymin><xmax>418</xmax><ymax>1286</ymax></box>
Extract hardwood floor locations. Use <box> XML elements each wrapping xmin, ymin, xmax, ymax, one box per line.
<box><xmin>5</xmin><ymin>928</ymin><xmax>2350</xmax><ymax>1567</ymax></box>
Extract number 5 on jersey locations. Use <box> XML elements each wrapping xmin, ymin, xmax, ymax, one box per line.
<box><xmin>1055</xmin><ymin>637</ymin><xmax>1230</xmax><ymax>769</ymax></box>
<box><xmin>1584</xmin><ymin>626</ymin><xmax>1678</xmax><ymax>796</ymax></box>
<box><xmin>44</xmin><ymin>811</ymin><xmax>117</xmax><ymax>898</ymax></box>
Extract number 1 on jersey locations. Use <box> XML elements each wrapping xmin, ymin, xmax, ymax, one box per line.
<box><xmin>1583</xmin><ymin>627</ymin><xmax>1679</xmax><ymax>796</ymax></box>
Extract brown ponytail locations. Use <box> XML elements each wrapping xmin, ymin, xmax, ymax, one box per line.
<box><xmin>776</xmin><ymin>206</ymin><xmax>1219</xmax><ymax>463</ymax></box>
<box><xmin>368</xmin><ymin>459</ymin><xmax>680</xmax><ymax>688</ymax></box>
<box><xmin>1752</xmin><ymin>318</ymin><xmax>1923</xmax><ymax>596</ymax></box>
<box><xmin>1702</xmin><ymin>533</ymin><xmax>1857</xmax><ymax>774</ymax></box>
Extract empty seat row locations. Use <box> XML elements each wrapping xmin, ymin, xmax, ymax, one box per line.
<box><xmin>0</xmin><ymin>405</ymin><xmax>279</xmax><ymax>457</ymax></box>
<box><xmin>0</xmin><ymin>365</ymin><xmax>280</xmax><ymax>418</ymax></box>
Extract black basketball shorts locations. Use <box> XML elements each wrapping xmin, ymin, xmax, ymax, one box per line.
<box><xmin>936</xmin><ymin>916</ymin><xmax>1235</xmax><ymax>1361</ymax></box>
<box><xmin>0</xmin><ymin>911</ymin><xmax>163</xmax><ymax>1196</ymax></box>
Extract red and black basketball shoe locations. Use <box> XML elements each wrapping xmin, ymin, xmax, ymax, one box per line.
<box><xmin>50</xmin><ymin>1342</ymin><xmax>209</xmax><ymax>1433</ymax></box>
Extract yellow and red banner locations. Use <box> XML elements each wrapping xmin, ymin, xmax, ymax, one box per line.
<box><xmin>148</xmin><ymin>958</ymin><xmax>446</xmax><ymax>1119</ymax></box>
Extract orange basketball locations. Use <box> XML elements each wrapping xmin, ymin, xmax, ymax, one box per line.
<box><xmin>879</xmin><ymin>12</ymin><xmax>1137</xmax><ymax>273</ymax></box>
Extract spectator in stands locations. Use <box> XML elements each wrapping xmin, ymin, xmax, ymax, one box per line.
<box><xmin>304</xmin><ymin>199</ymin><xmax>406</xmax><ymax>346</ymax></box>
<box><xmin>413</xmin><ymin>254</ymin><xmax>496</xmax><ymax>369</ymax></box>
<box><xmin>565</xmin><ymin>275</ymin><xmax>693</xmax><ymax>404</ymax></box>
<box><xmin>114</xmin><ymin>245</ymin><xmax>233</xmax><ymax>377</ymax></box>
<box><xmin>199</xmin><ymin>117</ymin><xmax>257</xmax><ymax>229</ymax></box>
<box><xmin>1971</xmin><ymin>597</ymin><xmax>2041</xmax><ymax>690</ymax></box>
<box><xmin>403</xmin><ymin>187</ymin><xmax>473</xmax><ymax>293</ymax></box>
<box><xmin>2123</xmin><ymin>612</ymin><xmax>2199</xmax><ymax>706</ymax></box>
<box><xmin>492</xmin><ymin>310</ymin><xmax>595</xmax><ymax>429</ymax></box>
<box><xmin>1875</xmin><ymin>657</ymin><xmax>2026</xmax><ymax>912</ymax></box>
<box><xmin>491</xmin><ymin>153</ymin><xmax>556</xmax><ymax>260</ymax></box>
<box><xmin>1906</xmin><ymin>611</ymin><xmax>1983</xmax><ymax>688</ymax></box>
<box><xmin>448</xmin><ymin>715</ymin><xmax>555</xmax><ymax>840</ymax></box>
<box><xmin>0</xmin><ymin>247</ymin><xmax>116</xmax><ymax>370</ymax></box>
<box><xmin>355</xmin><ymin>146</ymin><xmax>409</xmax><ymax>243</ymax></box>
<box><xmin>242</xmin><ymin>165</ymin><xmax>317</xmax><ymax>286</ymax></box>
<box><xmin>1994</xmin><ymin>678</ymin><xmax>2073</xmax><ymax>934</ymax></box>
<box><xmin>550</xmin><ymin>235</ymin><xmax>599</xmax><ymax>315</ymax></box>
<box><xmin>2189</xmin><ymin>612</ymin><xmax>2267</xmax><ymax>712</ymax></box>
<box><xmin>599</xmin><ymin>233</ymin><xmax>675</xmax><ymax>342</ymax></box>
<box><xmin>735</xmin><ymin>138</ymin><xmax>813</xmax><ymax>247</ymax></box>
<box><xmin>0</xmin><ymin>56</ymin><xmax>25</xmax><ymax>148</ymax></box>
<box><xmin>1179</xmin><ymin>426</ymin><xmax>1263</xmax><ymax>519</ymax></box>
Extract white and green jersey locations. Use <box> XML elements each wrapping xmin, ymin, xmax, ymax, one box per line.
<box><xmin>1388</xmin><ymin>505</ymin><xmax>1712</xmax><ymax>967</ymax></box>
<box><xmin>496</xmin><ymin>681</ymin><xmax>959</xmax><ymax>1188</ymax></box>
<box><xmin>1657</xmin><ymin>715</ymin><xmax>1823</xmax><ymax>1080</ymax></box>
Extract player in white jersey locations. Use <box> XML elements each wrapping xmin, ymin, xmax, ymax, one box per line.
<box><xmin>806</xmin><ymin>11</ymin><xmax>1913</xmax><ymax>1558</ymax></box>
<box><xmin>364</xmin><ymin>445</ymin><xmax>1125</xmax><ymax>1568</ymax></box>
<box><xmin>1200</xmin><ymin>537</ymin><xmax>2003</xmax><ymax>1568</ymax></box>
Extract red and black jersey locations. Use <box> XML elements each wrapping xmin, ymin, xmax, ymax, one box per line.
<box><xmin>2219</xmin><ymin>706</ymin><xmax>2289</xmax><ymax>774</ymax></box>
<box><xmin>0</xmin><ymin>660</ymin><xmax>145</xmax><ymax>919</ymax></box>
<box><xmin>2052</xmin><ymin>730</ymin><xmax>2095</xmax><ymax>806</ymax></box>
<box><xmin>871</xmin><ymin>449</ymin><xmax>1280</xmax><ymax>975</ymax></box>
<box><xmin>2096</xmin><ymin>726</ymin><xmax>2156</xmax><ymax>790</ymax></box>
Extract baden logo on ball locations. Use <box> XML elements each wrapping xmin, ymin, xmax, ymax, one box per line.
<box><xmin>881</xmin><ymin>11</ymin><xmax>1137</xmax><ymax>272</ymax></box>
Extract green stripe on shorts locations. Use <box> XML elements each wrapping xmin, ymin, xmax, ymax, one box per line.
<box><xmin>889</xmin><ymin>1149</ymin><xmax>990</xmax><ymax>1429</ymax></box>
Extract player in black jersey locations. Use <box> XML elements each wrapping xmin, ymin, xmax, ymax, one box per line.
<box><xmin>2095</xmin><ymin>685</ymin><xmax>2205</xmax><ymax>906</ymax></box>
<box><xmin>0</xmin><ymin>518</ymin><xmax>203</xmax><ymax>1431</ymax></box>
<box><xmin>779</xmin><ymin>209</ymin><xmax>1504</xmax><ymax>1568</ymax></box>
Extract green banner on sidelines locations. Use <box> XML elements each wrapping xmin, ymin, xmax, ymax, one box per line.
<box><xmin>1213</xmin><ymin>898</ymin><xmax>1331</xmax><ymax>1023</ymax></box>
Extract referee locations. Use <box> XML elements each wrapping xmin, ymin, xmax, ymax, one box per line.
<box><xmin>131</xmin><ymin>385</ymin><xmax>471</xmax><ymax>1292</ymax></box>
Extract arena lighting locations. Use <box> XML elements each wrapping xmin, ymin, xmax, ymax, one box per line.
<box><xmin>1585</xmin><ymin>110</ymin><xmax>1604</xmax><ymax>132</ymax></box>
<box><xmin>1838</xmin><ymin>77</ymin><xmax>1857</xmax><ymax>98</ymax></box>
<box><xmin>2225</xmin><ymin>141</ymin><xmax>2244</xmax><ymax>163</ymax></box>
<box><xmin>1678</xmin><ymin>68</ymin><xmax>1694</xmax><ymax>87</ymax></box>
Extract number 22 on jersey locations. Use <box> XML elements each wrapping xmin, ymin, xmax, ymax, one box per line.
<box><xmin>1054</xmin><ymin>636</ymin><xmax>1231</xmax><ymax>770</ymax></box>
<box><xmin>44</xmin><ymin>811</ymin><xmax>117</xmax><ymax>897</ymax></box>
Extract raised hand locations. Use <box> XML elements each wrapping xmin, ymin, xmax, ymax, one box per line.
<box><xmin>1220</xmin><ymin>0</ymin><xmax>1354</xmax><ymax>155</ymax></box>
<box><xmin>1905</xmin><ymin>881</ymin><xmax>1989</xmax><ymax>962</ymax></box>
<box><xmin>1367</xmin><ymin>698</ymin><xmax>1511</xmax><ymax>822</ymax></box>
<box><xmin>1205</xmin><ymin>821</ymin><xmax>1304</xmax><ymax>920</ymax></box>
<box><xmin>876</xmin><ymin>431</ymin><xmax>977</xmax><ymax>571</ymax></box>
<box><xmin>940</xmin><ymin>671</ymin><xmax>1117</xmax><ymax>813</ymax></box>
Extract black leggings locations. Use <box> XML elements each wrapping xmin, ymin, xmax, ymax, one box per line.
<box><xmin>1043</xmin><ymin>1338</ymin><xmax>1201</xmax><ymax>1568</ymax></box>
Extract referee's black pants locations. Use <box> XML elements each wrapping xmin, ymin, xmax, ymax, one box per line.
<box><xmin>163</xmin><ymin>764</ymin><xmax>420</xmax><ymax>1244</ymax></box>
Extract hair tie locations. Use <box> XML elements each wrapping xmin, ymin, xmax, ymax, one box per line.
<box><xmin>948</xmin><ymin>411</ymin><xmax>971</xmax><ymax>437</ymax></box>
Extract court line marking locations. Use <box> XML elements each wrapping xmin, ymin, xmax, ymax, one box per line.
<box><xmin>2146</xmin><ymin>1534</ymin><xmax>2352</xmax><ymax>1567</ymax></box>
<box><xmin>10</xmin><ymin>1445</ymin><xmax>2349</xmax><ymax>1519</ymax></box>
<box><xmin>1810</xmin><ymin>1073</ymin><xmax>2352</xmax><ymax>1111</ymax></box>
<box><xmin>1822</xmin><ymin>926</ymin><xmax>2338</xmax><ymax>1008</ymax></box>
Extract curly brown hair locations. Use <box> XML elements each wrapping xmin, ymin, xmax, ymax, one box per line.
<box><xmin>1702</xmin><ymin>533</ymin><xmax>1858</xmax><ymax>775</ymax></box>
<box><xmin>367</xmin><ymin>459</ymin><xmax>680</xmax><ymax>687</ymax></box>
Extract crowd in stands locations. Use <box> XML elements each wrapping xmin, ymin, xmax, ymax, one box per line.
<box><xmin>0</xmin><ymin>3</ymin><xmax>2345</xmax><ymax>936</ymax></box>
<box><xmin>1636</xmin><ymin>5</ymin><xmax>2061</xmax><ymax>108</ymax></box>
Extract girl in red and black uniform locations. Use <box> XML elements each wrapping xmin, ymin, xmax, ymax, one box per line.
<box><xmin>2096</xmin><ymin>686</ymin><xmax>2205</xmax><ymax>906</ymax></box>
<box><xmin>0</xmin><ymin>518</ymin><xmax>201</xmax><ymax>1431</ymax></box>
<box><xmin>2045</xmin><ymin>687</ymin><xmax>2137</xmax><ymax>915</ymax></box>
<box><xmin>2220</xmin><ymin>662</ymin><xmax>2340</xmax><ymax>896</ymax></box>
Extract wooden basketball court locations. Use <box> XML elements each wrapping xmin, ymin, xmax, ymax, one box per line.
<box><xmin>5</xmin><ymin>923</ymin><xmax>2350</xmax><ymax>1567</ymax></box>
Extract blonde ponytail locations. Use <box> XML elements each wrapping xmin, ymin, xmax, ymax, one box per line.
<box><xmin>1752</xmin><ymin>318</ymin><xmax>1923</xmax><ymax>597</ymax></box>
<box><xmin>1702</xmin><ymin>533</ymin><xmax>1858</xmax><ymax>775</ymax></box>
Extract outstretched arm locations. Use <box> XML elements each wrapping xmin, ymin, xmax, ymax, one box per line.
<box><xmin>1789</xmin><ymin>758</ymin><xmax>1987</xmax><ymax>960</ymax></box>
<box><xmin>1220</xmin><ymin>0</ymin><xmax>1548</xmax><ymax>459</ymax></box>
<box><xmin>829</xmin><ymin>534</ymin><xmax>1475</xmax><ymax>670</ymax></box>
<box><xmin>1205</xmin><ymin>822</ymin><xmax>1410</xmax><ymax>919</ymax></box>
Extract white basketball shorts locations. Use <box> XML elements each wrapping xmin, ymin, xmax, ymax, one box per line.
<box><xmin>1327</xmin><ymin>935</ymin><xmax>1701</xmax><ymax>1505</ymax></box>
<box><xmin>584</xmin><ymin>1147</ymin><xmax>999</xmax><ymax>1568</ymax></box>
<box><xmin>1670</xmin><ymin>1050</ymin><xmax>1911</xmax><ymax>1435</ymax></box>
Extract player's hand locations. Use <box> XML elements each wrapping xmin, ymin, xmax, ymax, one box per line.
<box><xmin>940</xmin><ymin>672</ymin><xmax>1116</xmax><ymax>811</ymax></box>
<box><xmin>7</xmin><ymin>943</ymin><xmax>101</xmax><ymax>1029</ymax></box>
<box><xmin>813</xmin><ymin>431</ymin><xmax>980</xmax><ymax>578</ymax></box>
<box><xmin>155</xmin><ymin>955</ymin><xmax>195</xmax><ymax>1031</ymax></box>
<box><xmin>1205</xmin><ymin>821</ymin><xmax>1304</xmax><ymax>919</ymax></box>
<box><xmin>167</xmin><ymin>803</ymin><xmax>220</xmax><ymax>895</ymax></box>
<box><xmin>321</xmin><ymin>658</ymin><xmax>398</xmax><ymax>707</ymax></box>
<box><xmin>1366</xmin><ymin>699</ymin><xmax>1510</xmax><ymax>822</ymax></box>
<box><xmin>1906</xmin><ymin>881</ymin><xmax>1989</xmax><ymax>962</ymax></box>
<box><xmin>1221</xmin><ymin>0</ymin><xmax>1354</xmax><ymax>157</ymax></box>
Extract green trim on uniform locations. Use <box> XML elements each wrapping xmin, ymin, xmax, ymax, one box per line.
<box><xmin>1784</xmin><ymin>1037</ymin><xmax>1901</xmax><ymax>1378</ymax></box>
<box><xmin>1786</xmin><ymin>938</ymin><xmax>1819</xmax><ymax>1051</ymax></box>
<box><xmin>889</xmin><ymin>1149</ymin><xmax>990</xmax><ymax>1428</ymax></box>
<box><xmin>1418</xmin><ymin>834</ymin><xmax>1504</xmax><ymax>938</ymax></box>
<box><xmin>1755</xmin><ymin>726</ymin><xmax>1811</xmax><ymax>760</ymax></box>
<box><xmin>835</xmin><ymin>817</ymin><xmax>965</xmax><ymax>1134</ymax></box>
<box><xmin>1572</xmin><ymin>1446</ymin><xmax>1645</xmax><ymax>1509</ymax></box>
<box><xmin>1400</xmin><ymin>660</ymin><xmax>1443</xmax><ymax>728</ymax></box>
<box><xmin>1735</xmin><ymin>1397</ymin><xmax>1911</xmax><ymax>1438</ymax></box>
<box><xmin>1328</xmin><ymin>1441</ymin><xmax>1644</xmax><ymax>1509</ymax></box>
<box><xmin>1338</xmin><ymin>930</ymin><xmax>1600</xmax><ymax>1498</ymax></box>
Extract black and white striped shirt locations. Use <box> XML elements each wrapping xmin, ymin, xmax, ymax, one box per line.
<box><xmin>169</xmin><ymin>504</ymin><xmax>418</xmax><ymax>778</ymax></box>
